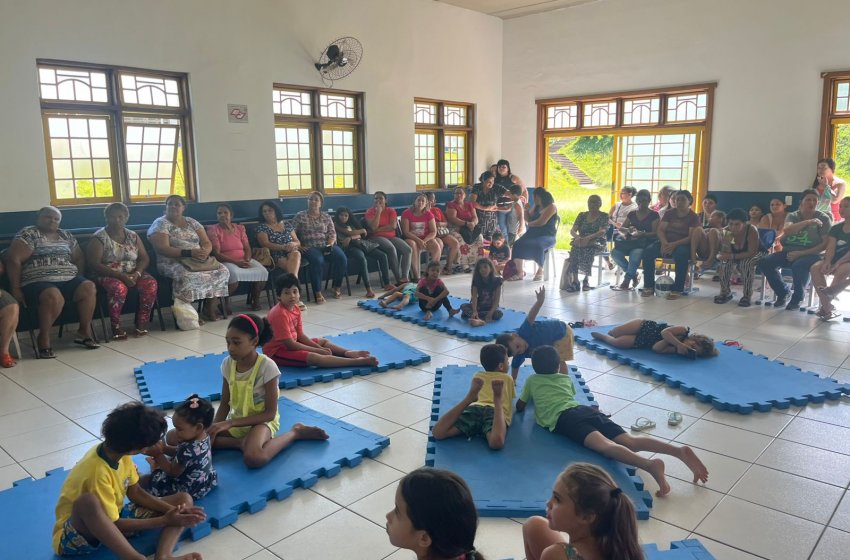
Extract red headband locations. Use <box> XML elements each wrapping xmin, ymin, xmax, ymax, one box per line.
<box><xmin>238</xmin><ymin>314</ymin><xmax>259</xmax><ymax>338</ymax></box>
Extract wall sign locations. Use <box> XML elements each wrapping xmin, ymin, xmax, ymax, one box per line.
<box><xmin>227</xmin><ymin>104</ymin><xmax>248</xmax><ymax>123</ymax></box>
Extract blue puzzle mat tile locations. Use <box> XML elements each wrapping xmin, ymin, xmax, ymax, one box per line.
<box><xmin>358</xmin><ymin>296</ymin><xmax>545</xmax><ymax>341</ymax></box>
<box><xmin>135</xmin><ymin>328</ymin><xmax>430</xmax><ymax>409</ymax></box>
<box><xmin>572</xmin><ymin>326</ymin><xmax>850</xmax><ymax>414</ymax></box>
<box><xmin>426</xmin><ymin>364</ymin><xmax>653</xmax><ymax>519</ymax></box>
<box><xmin>0</xmin><ymin>396</ymin><xmax>388</xmax><ymax>559</ymax></box>
<box><xmin>499</xmin><ymin>539</ymin><xmax>715</xmax><ymax>560</ymax></box>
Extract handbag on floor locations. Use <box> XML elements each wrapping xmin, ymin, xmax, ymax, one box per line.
<box><xmin>559</xmin><ymin>256</ymin><xmax>572</xmax><ymax>290</ymax></box>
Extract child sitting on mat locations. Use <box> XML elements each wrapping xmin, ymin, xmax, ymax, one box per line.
<box><xmin>143</xmin><ymin>394</ymin><xmax>218</xmax><ymax>500</ymax></box>
<box><xmin>264</xmin><ymin>273</ymin><xmax>379</xmax><ymax>369</ymax></box>
<box><xmin>386</xmin><ymin>467</ymin><xmax>484</xmax><ymax>560</ymax></box>
<box><xmin>210</xmin><ymin>310</ymin><xmax>331</xmax><ymax>468</ymax></box>
<box><xmin>52</xmin><ymin>402</ymin><xmax>206</xmax><ymax>560</ymax></box>
<box><xmin>488</xmin><ymin>231</ymin><xmax>511</xmax><ymax>274</ymax></box>
<box><xmin>431</xmin><ymin>343</ymin><xmax>516</xmax><ymax>450</ymax></box>
<box><xmin>416</xmin><ymin>260</ymin><xmax>460</xmax><ymax>321</ymax></box>
<box><xmin>522</xmin><ymin>463</ymin><xmax>643</xmax><ymax>560</ymax></box>
<box><xmin>460</xmin><ymin>257</ymin><xmax>504</xmax><ymax>327</ymax></box>
<box><xmin>378</xmin><ymin>281</ymin><xmax>418</xmax><ymax>310</ymax></box>
<box><xmin>590</xmin><ymin>319</ymin><xmax>718</xmax><ymax>359</ymax></box>
<box><xmin>495</xmin><ymin>285</ymin><xmax>573</xmax><ymax>377</ymax></box>
<box><xmin>517</xmin><ymin>346</ymin><xmax>709</xmax><ymax>497</ymax></box>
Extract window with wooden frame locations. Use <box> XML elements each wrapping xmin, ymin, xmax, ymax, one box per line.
<box><xmin>818</xmin><ymin>71</ymin><xmax>850</xmax><ymax>181</ymax></box>
<box><xmin>414</xmin><ymin>99</ymin><xmax>474</xmax><ymax>189</ymax></box>
<box><xmin>273</xmin><ymin>85</ymin><xmax>364</xmax><ymax>195</ymax></box>
<box><xmin>536</xmin><ymin>84</ymin><xmax>715</xmax><ymax>208</ymax></box>
<box><xmin>37</xmin><ymin>61</ymin><xmax>194</xmax><ymax>206</ymax></box>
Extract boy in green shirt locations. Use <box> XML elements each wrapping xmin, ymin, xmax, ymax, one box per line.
<box><xmin>516</xmin><ymin>346</ymin><xmax>709</xmax><ymax>497</ymax></box>
<box><xmin>432</xmin><ymin>344</ymin><xmax>516</xmax><ymax>450</ymax></box>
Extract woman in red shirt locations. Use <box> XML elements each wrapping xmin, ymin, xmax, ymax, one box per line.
<box><xmin>365</xmin><ymin>191</ymin><xmax>413</xmax><ymax>284</ymax></box>
<box><xmin>446</xmin><ymin>187</ymin><xmax>485</xmax><ymax>272</ymax></box>
<box><xmin>425</xmin><ymin>192</ymin><xmax>459</xmax><ymax>274</ymax></box>
<box><xmin>401</xmin><ymin>194</ymin><xmax>441</xmax><ymax>280</ymax></box>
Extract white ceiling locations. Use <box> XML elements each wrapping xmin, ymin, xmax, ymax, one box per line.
<box><xmin>435</xmin><ymin>0</ymin><xmax>600</xmax><ymax>19</ymax></box>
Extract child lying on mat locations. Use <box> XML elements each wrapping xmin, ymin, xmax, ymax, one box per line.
<box><xmin>432</xmin><ymin>343</ymin><xmax>516</xmax><ymax>450</ymax></box>
<box><xmin>523</xmin><ymin>463</ymin><xmax>643</xmax><ymax>560</ymax></box>
<box><xmin>378</xmin><ymin>281</ymin><xmax>418</xmax><ymax>310</ymax></box>
<box><xmin>416</xmin><ymin>260</ymin><xmax>460</xmax><ymax>321</ymax></box>
<box><xmin>590</xmin><ymin>319</ymin><xmax>718</xmax><ymax>359</ymax></box>
<box><xmin>211</xmin><ymin>310</ymin><xmax>330</xmax><ymax>468</ymax></box>
<box><xmin>142</xmin><ymin>395</ymin><xmax>217</xmax><ymax>500</ymax></box>
<box><xmin>386</xmin><ymin>468</ymin><xmax>483</xmax><ymax>560</ymax></box>
<box><xmin>53</xmin><ymin>402</ymin><xmax>206</xmax><ymax>560</ymax></box>
<box><xmin>517</xmin><ymin>346</ymin><xmax>709</xmax><ymax>497</ymax></box>
<box><xmin>495</xmin><ymin>285</ymin><xmax>573</xmax><ymax>376</ymax></box>
<box><xmin>460</xmin><ymin>257</ymin><xmax>504</xmax><ymax>327</ymax></box>
<box><xmin>264</xmin><ymin>273</ymin><xmax>379</xmax><ymax>369</ymax></box>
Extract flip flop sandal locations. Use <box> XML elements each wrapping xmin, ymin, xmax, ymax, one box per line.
<box><xmin>73</xmin><ymin>337</ymin><xmax>101</xmax><ymax>350</ymax></box>
<box><xmin>667</xmin><ymin>412</ymin><xmax>683</xmax><ymax>426</ymax></box>
<box><xmin>1</xmin><ymin>353</ymin><xmax>17</xmax><ymax>368</ymax></box>
<box><xmin>723</xmin><ymin>340</ymin><xmax>743</xmax><ymax>348</ymax></box>
<box><xmin>134</xmin><ymin>328</ymin><xmax>149</xmax><ymax>337</ymax></box>
<box><xmin>630</xmin><ymin>417</ymin><xmax>656</xmax><ymax>432</ymax></box>
<box><xmin>38</xmin><ymin>347</ymin><xmax>56</xmax><ymax>359</ymax></box>
<box><xmin>818</xmin><ymin>309</ymin><xmax>842</xmax><ymax>321</ymax></box>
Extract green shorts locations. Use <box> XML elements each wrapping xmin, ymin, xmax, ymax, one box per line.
<box><xmin>454</xmin><ymin>405</ymin><xmax>495</xmax><ymax>439</ymax></box>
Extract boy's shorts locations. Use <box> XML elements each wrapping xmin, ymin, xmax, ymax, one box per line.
<box><xmin>553</xmin><ymin>325</ymin><xmax>575</xmax><ymax>361</ymax></box>
<box><xmin>554</xmin><ymin>405</ymin><xmax>625</xmax><ymax>445</ymax></box>
<box><xmin>57</xmin><ymin>504</ymin><xmax>149</xmax><ymax>556</ymax></box>
<box><xmin>268</xmin><ymin>338</ymin><xmax>322</xmax><ymax>367</ymax></box>
<box><xmin>454</xmin><ymin>405</ymin><xmax>495</xmax><ymax>438</ymax></box>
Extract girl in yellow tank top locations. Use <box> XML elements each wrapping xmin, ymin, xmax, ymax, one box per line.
<box><xmin>208</xmin><ymin>313</ymin><xmax>329</xmax><ymax>468</ymax></box>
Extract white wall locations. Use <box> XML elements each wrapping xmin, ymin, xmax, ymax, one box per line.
<box><xmin>501</xmin><ymin>0</ymin><xmax>850</xmax><ymax>192</ymax></box>
<box><xmin>0</xmin><ymin>0</ymin><xmax>502</xmax><ymax>212</ymax></box>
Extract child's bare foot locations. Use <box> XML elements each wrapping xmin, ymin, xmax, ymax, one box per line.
<box><xmin>365</xmin><ymin>289</ymin><xmax>376</xmax><ymax>298</ymax></box>
<box><xmin>379</xmin><ymin>299</ymin><xmax>388</xmax><ymax>308</ymax></box>
<box><xmin>467</xmin><ymin>376</ymin><xmax>485</xmax><ymax>400</ymax></box>
<box><xmin>678</xmin><ymin>446</ymin><xmax>709</xmax><ymax>484</ymax></box>
<box><xmin>469</xmin><ymin>318</ymin><xmax>485</xmax><ymax>327</ymax></box>
<box><xmin>160</xmin><ymin>553</ymin><xmax>203</xmax><ymax>560</ymax></box>
<box><xmin>646</xmin><ymin>458</ymin><xmax>671</xmax><ymax>497</ymax></box>
<box><xmin>344</xmin><ymin>350</ymin><xmax>371</xmax><ymax>358</ymax></box>
<box><xmin>491</xmin><ymin>379</ymin><xmax>505</xmax><ymax>401</ymax></box>
<box><xmin>391</xmin><ymin>303</ymin><xmax>404</xmax><ymax>310</ymax></box>
<box><xmin>448</xmin><ymin>308</ymin><xmax>460</xmax><ymax>318</ymax></box>
<box><xmin>292</xmin><ymin>423</ymin><xmax>330</xmax><ymax>440</ymax></box>
<box><xmin>423</xmin><ymin>311</ymin><xmax>433</xmax><ymax>320</ymax></box>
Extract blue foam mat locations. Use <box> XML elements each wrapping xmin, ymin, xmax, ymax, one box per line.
<box><xmin>426</xmin><ymin>365</ymin><xmax>653</xmax><ymax>519</ymax></box>
<box><xmin>572</xmin><ymin>326</ymin><xmax>850</xmax><ymax>414</ymax></box>
<box><xmin>135</xmin><ymin>328</ymin><xmax>430</xmax><ymax>409</ymax></box>
<box><xmin>0</xmin><ymin>396</ymin><xmax>388</xmax><ymax>559</ymax></box>
<box><xmin>499</xmin><ymin>539</ymin><xmax>715</xmax><ymax>560</ymax></box>
<box><xmin>357</xmin><ymin>296</ymin><xmax>539</xmax><ymax>341</ymax></box>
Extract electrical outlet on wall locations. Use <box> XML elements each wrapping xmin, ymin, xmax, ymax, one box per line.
<box><xmin>785</xmin><ymin>195</ymin><xmax>793</xmax><ymax>205</ymax></box>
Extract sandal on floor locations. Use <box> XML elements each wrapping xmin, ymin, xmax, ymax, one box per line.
<box><xmin>630</xmin><ymin>417</ymin><xmax>656</xmax><ymax>432</ymax></box>
<box><xmin>640</xmin><ymin>288</ymin><xmax>654</xmax><ymax>297</ymax></box>
<box><xmin>723</xmin><ymin>340</ymin><xmax>743</xmax><ymax>348</ymax></box>
<box><xmin>332</xmin><ymin>288</ymin><xmax>342</xmax><ymax>299</ymax></box>
<box><xmin>714</xmin><ymin>293</ymin><xmax>733</xmax><ymax>304</ymax></box>
<box><xmin>738</xmin><ymin>297</ymin><xmax>751</xmax><ymax>307</ymax></box>
<box><xmin>38</xmin><ymin>347</ymin><xmax>56</xmax><ymax>359</ymax></box>
<box><xmin>667</xmin><ymin>412</ymin><xmax>683</xmax><ymax>426</ymax></box>
<box><xmin>315</xmin><ymin>293</ymin><xmax>326</xmax><ymax>304</ymax></box>
<box><xmin>533</xmin><ymin>271</ymin><xmax>544</xmax><ymax>281</ymax></box>
<box><xmin>1</xmin><ymin>353</ymin><xmax>16</xmax><ymax>368</ymax></box>
<box><xmin>505</xmin><ymin>274</ymin><xmax>524</xmax><ymax>282</ymax></box>
<box><xmin>73</xmin><ymin>337</ymin><xmax>101</xmax><ymax>350</ymax></box>
<box><xmin>134</xmin><ymin>327</ymin><xmax>149</xmax><ymax>337</ymax></box>
<box><xmin>111</xmin><ymin>327</ymin><xmax>129</xmax><ymax>341</ymax></box>
<box><xmin>817</xmin><ymin>308</ymin><xmax>841</xmax><ymax>321</ymax></box>
<box><xmin>666</xmin><ymin>291</ymin><xmax>681</xmax><ymax>300</ymax></box>
<box><xmin>582</xmin><ymin>279</ymin><xmax>592</xmax><ymax>291</ymax></box>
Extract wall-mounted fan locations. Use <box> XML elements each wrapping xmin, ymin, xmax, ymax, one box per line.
<box><xmin>314</xmin><ymin>37</ymin><xmax>363</xmax><ymax>87</ymax></box>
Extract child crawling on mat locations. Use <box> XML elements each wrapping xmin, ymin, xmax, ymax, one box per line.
<box><xmin>53</xmin><ymin>402</ymin><xmax>206</xmax><ymax>560</ymax></box>
<box><xmin>263</xmin><ymin>273</ymin><xmax>379</xmax><ymax>369</ymax></box>
<box><xmin>432</xmin><ymin>343</ymin><xmax>516</xmax><ymax>450</ymax></box>
<box><xmin>590</xmin><ymin>319</ymin><xmax>718</xmax><ymax>359</ymax></box>
<box><xmin>495</xmin><ymin>285</ymin><xmax>573</xmax><ymax>377</ymax></box>
<box><xmin>378</xmin><ymin>281</ymin><xmax>418</xmax><ymax>310</ymax></box>
<box><xmin>517</xmin><ymin>346</ymin><xmax>709</xmax><ymax>496</ymax></box>
<box><xmin>212</xmin><ymin>309</ymin><xmax>331</xmax><ymax>468</ymax></box>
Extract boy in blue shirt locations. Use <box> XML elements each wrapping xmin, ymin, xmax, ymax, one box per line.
<box><xmin>516</xmin><ymin>345</ymin><xmax>709</xmax><ymax>497</ymax></box>
<box><xmin>496</xmin><ymin>286</ymin><xmax>573</xmax><ymax>378</ymax></box>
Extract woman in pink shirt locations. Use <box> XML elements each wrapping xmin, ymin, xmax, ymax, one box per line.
<box><xmin>401</xmin><ymin>194</ymin><xmax>441</xmax><ymax>280</ymax></box>
<box><xmin>207</xmin><ymin>203</ymin><xmax>269</xmax><ymax>312</ymax></box>
<box><xmin>365</xmin><ymin>191</ymin><xmax>413</xmax><ymax>284</ymax></box>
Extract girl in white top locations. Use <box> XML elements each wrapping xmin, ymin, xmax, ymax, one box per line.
<box><xmin>208</xmin><ymin>313</ymin><xmax>328</xmax><ymax>468</ymax></box>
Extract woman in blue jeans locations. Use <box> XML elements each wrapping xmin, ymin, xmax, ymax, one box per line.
<box><xmin>757</xmin><ymin>189</ymin><xmax>831</xmax><ymax>310</ymax></box>
<box><xmin>611</xmin><ymin>189</ymin><xmax>659</xmax><ymax>291</ymax></box>
<box><xmin>292</xmin><ymin>192</ymin><xmax>348</xmax><ymax>304</ymax></box>
<box><xmin>640</xmin><ymin>190</ymin><xmax>700</xmax><ymax>298</ymax></box>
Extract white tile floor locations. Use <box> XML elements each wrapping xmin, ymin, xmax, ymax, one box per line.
<box><xmin>3</xmin><ymin>267</ymin><xmax>850</xmax><ymax>560</ymax></box>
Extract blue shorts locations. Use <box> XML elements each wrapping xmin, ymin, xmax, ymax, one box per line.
<box><xmin>57</xmin><ymin>504</ymin><xmax>151</xmax><ymax>557</ymax></box>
